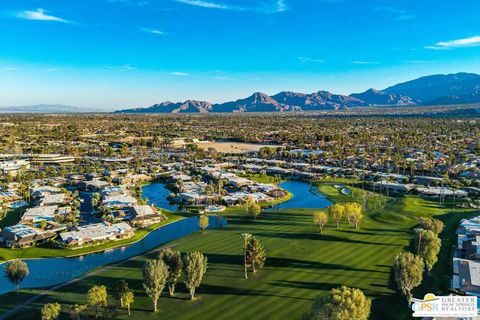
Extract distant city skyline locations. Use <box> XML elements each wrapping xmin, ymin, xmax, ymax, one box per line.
<box><xmin>1</xmin><ymin>0</ymin><xmax>480</xmax><ymax>109</ymax></box>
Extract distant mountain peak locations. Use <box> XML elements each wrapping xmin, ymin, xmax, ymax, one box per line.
<box><xmin>248</xmin><ymin>92</ymin><xmax>279</xmax><ymax>104</ymax></box>
<box><xmin>350</xmin><ymin>89</ymin><xmax>418</xmax><ymax>106</ymax></box>
<box><xmin>113</xmin><ymin>72</ymin><xmax>480</xmax><ymax>113</ymax></box>
<box><xmin>365</xmin><ymin>88</ymin><xmax>383</xmax><ymax>94</ymax></box>
<box><xmin>384</xmin><ymin>72</ymin><xmax>480</xmax><ymax>102</ymax></box>
<box><xmin>115</xmin><ymin>99</ymin><xmax>213</xmax><ymax>114</ymax></box>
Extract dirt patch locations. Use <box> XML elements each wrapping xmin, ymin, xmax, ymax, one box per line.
<box><xmin>196</xmin><ymin>141</ymin><xmax>283</xmax><ymax>154</ymax></box>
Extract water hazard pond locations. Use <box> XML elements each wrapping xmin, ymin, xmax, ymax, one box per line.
<box><xmin>0</xmin><ymin>180</ymin><xmax>331</xmax><ymax>295</ymax></box>
<box><xmin>0</xmin><ymin>216</ymin><xmax>225</xmax><ymax>295</ymax></box>
<box><xmin>269</xmin><ymin>180</ymin><xmax>332</xmax><ymax>209</ymax></box>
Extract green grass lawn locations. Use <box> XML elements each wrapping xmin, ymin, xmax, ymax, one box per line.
<box><xmin>1</xmin><ymin>184</ymin><xmax>476</xmax><ymax>320</ymax></box>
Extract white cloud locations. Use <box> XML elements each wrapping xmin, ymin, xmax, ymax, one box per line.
<box><xmin>426</xmin><ymin>36</ymin><xmax>480</xmax><ymax>50</ymax></box>
<box><xmin>108</xmin><ymin>0</ymin><xmax>149</xmax><ymax>6</ymax></box>
<box><xmin>374</xmin><ymin>6</ymin><xmax>415</xmax><ymax>21</ymax></box>
<box><xmin>213</xmin><ymin>76</ymin><xmax>233</xmax><ymax>81</ymax></box>
<box><xmin>174</xmin><ymin>0</ymin><xmax>229</xmax><ymax>9</ymax></box>
<box><xmin>173</xmin><ymin>0</ymin><xmax>288</xmax><ymax>14</ymax></box>
<box><xmin>274</xmin><ymin>0</ymin><xmax>287</xmax><ymax>13</ymax></box>
<box><xmin>13</xmin><ymin>8</ymin><xmax>70</xmax><ymax>23</ymax></box>
<box><xmin>351</xmin><ymin>60</ymin><xmax>380</xmax><ymax>65</ymax></box>
<box><xmin>105</xmin><ymin>64</ymin><xmax>137</xmax><ymax>72</ymax></box>
<box><xmin>404</xmin><ymin>60</ymin><xmax>429</xmax><ymax>64</ymax></box>
<box><xmin>298</xmin><ymin>56</ymin><xmax>325</xmax><ymax>63</ymax></box>
<box><xmin>170</xmin><ymin>71</ymin><xmax>190</xmax><ymax>76</ymax></box>
<box><xmin>139</xmin><ymin>27</ymin><xmax>165</xmax><ymax>35</ymax></box>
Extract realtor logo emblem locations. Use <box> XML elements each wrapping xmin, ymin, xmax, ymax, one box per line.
<box><xmin>411</xmin><ymin>293</ymin><xmax>477</xmax><ymax>317</ymax></box>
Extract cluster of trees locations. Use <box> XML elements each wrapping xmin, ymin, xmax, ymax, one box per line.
<box><xmin>40</xmin><ymin>283</ymin><xmax>131</xmax><ymax>320</ymax></box>
<box><xmin>91</xmin><ymin>192</ymin><xmax>101</xmax><ymax>209</ymax></box>
<box><xmin>2</xmin><ymin>113</ymin><xmax>480</xmax><ymax>192</ymax></box>
<box><xmin>393</xmin><ymin>217</ymin><xmax>444</xmax><ymax>302</ymax></box>
<box><xmin>309</xmin><ymin>286</ymin><xmax>371</xmax><ymax>320</ymax></box>
<box><xmin>35</xmin><ymin>249</ymin><xmax>207</xmax><ymax>319</ymax></box>
<box><xmin>414</xmin><ymin>217</ymin><xmax>444</xmax><ymax>272</ymax></box>
<box><xmin>143</xmin><ymin>249</ymin><xmax>207</xmax><ymax>312</ymax></box>
<box><xmin>313</xmin><ymin>202</ymin><xmax>364</xmax><ymax>233</ymax></box>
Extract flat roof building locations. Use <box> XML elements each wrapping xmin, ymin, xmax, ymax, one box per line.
<box><xmin>21</xmin><ymin>205</ymin><xmax>58</xmax><ymax>223</ymax></box>
<box><xmin>0</xmin><ymin>223</ymin><xmax>61</xmax><ymax>248</ymax></box>
<box><xmin>59</xmin><ymin>222</ymin><xmax>134</xmax><ymax>246</ymax></box>
<box><xmin>28</xmin><ymin>154</ymin><xmax>75</xmax><ymax>164</ymax></box>
<box><xmin>129</xmin><ymin>205</ymin><xmax>164</xmax><ymax>227</ymax></box>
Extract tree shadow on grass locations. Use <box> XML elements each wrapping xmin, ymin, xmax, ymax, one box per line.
<box><xmin>371</xmin><ymin>292</ymin><xmax>409</xmax><ymax>320</ymax></box>
<box><xmin>362</xmin><ymin>227</ymin><xmax>409</xmax><ymax>233</ymax></box>
<box><xmin>205</xmin><ymin>253</ymin><xmax>390</xmax><ymax>275</ymax></box>
<box><xmin>195</xmin><ymin>284</ymin><xmax>313</xmax><ymax>301</ymax></box>
<box><xmin>240</xmin><ymin>220</ymin><xmax>307</xmax><ymax>227</ymax></box>
<box><xmin>335</xmin><ymin>229</ymin><xmax>408</xmax><ymax>237</ymax></box>
<box><xmin>252</xmin><ymin>231</ymin><xmax>404</xmax><ymax>246</ymax></box>
<box><xmin>271</xmin><ymin>280</ymin><xmax>338</xmax><ymax>293</ymax></box>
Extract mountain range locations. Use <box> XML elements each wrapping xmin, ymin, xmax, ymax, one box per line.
<box><xmin>115</xmin><ymin>72</ymin><xmax>480</xmax><ymax>113</ymax></box>
<box><xmin>4</xmin><ymin>73</ymin><xmax>479</xmax><ymax>114</ymax></box>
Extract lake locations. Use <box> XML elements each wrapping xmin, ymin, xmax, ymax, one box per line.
<box><xmin>142</xmin><ymin>180</ymin><xmax>332</xmax><ymax>211</ymax></box>
<box><xmin>142</xmin><ymin>182</ymin><xmax>178</xmax><ymax>211</ymax></box>
<box><xmin>0</xmin><ymin>216</ymin><xmax>225</xmax><ymax>295</ymax></box>
<box><xmin>269</xmin><ymin>180</ymin><xmax>332</xmax><ymax>209</ymax></box>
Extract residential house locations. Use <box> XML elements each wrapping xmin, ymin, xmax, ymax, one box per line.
<box><xmin>129</xmin><ymin>205</ymin><xmax>164</xmax><ymax>227</ymax></box>
<box><xmin>1</xmin><ymin>222</ymin><xmax>65</xmax><ymax>248</ymax></box>
<box><xmin>80</xmin><ymin>179</ymin><xmax>110</xmax><ymax>191</ymax></box>
<box><xmin>59</xmin><ymin>222</ymin><xmax>134</xmax><ymax>246</ymax></box>
<box><xmin>452</xmin><ymin>216</ymin><xmax>480</xmax><ymax>296</ymax></box>
<box><xmin>0</xmin><ymin>160</ymin><xmax>30</xmax><ymax>175</ymax></box>
<box><xmin>101</xmin><ymin>194</ymin><xmax>137</xmax><ymax>208</ymax></box>
<box><xmin>21</xmin><ymin>205</ymin><xmax>58</xmax><ymax>224</ymax></box>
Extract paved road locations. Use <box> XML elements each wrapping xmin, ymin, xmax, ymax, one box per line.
<box><xmin>79</xmin><ymin>192</ymin><xmax>101</xmax><ymax>225</ymax></box>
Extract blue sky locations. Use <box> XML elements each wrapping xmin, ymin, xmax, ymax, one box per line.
<box><xmin>1</xmin><ymin>0</ymin><xmax>480</xmax><ymax>109</ymax></box>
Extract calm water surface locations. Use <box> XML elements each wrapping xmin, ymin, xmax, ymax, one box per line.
<box><xmin>269</xmin><ymin>180</ymin><xmax>332</xmax><ymax>209</ymax></box>
<box><xmin>142</xmin><ymin>182</ymin><xmax>178</xmax><ymax>211</ymax></box>
<box><xmin>0</xmin><ymin>216</ymin><xmax>225</xmax><ymax>295</ymax></box>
